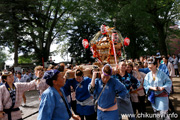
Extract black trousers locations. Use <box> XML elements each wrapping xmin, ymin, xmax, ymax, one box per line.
<box><xmin>71</xmin><ymin>100</ymin><xmax>77</xmax><ymax>114</ymax></box>
<box><xmin>175</xmin><ymin>69</ymin><xmax>179</xmax><ymax>76</ymax></box>
<box><xmin>79</xmin><ymin>113</ymin><xmax>97</xmax><ymax>120</ymax></box>
<box><xmin>138</xmin><ymin>95</ymin><xmax>146</xmax><ymax>113</ymax></box>
<box><xmin>131</xmin><ymin>95</ymin><xmax>146</xmax><ymax>114</ymax></box>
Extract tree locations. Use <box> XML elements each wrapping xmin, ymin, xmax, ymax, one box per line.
<box><xmin>56</xmin><ymin>0</ymin><xmax>103</xmax><ymax>63</ymax></box>
<box><xmin>22</xmin><ymin>0</ymin><xmax>80</xmax><ymax>64</ymax></box>
<box><xmin>0</xmin><ymin>0</ymin><xmax>80</xmax><ymax>65</ymax></box>
<box><xmin>93</xmin><ymin>0</ymin><xmax>156</xmax><ymax>58</ymax></box>
<box><xmin>142</xmin><ymin>0</ymin><xmax>180</xmax><ymax>55</ymax></box>
<box><xmin>64</xmin><ymin>0</ymin><xmax>114</xmax><ymax>63</ymax></box>
<box><xmin>0</xmin><ymin>0</ymin><xmax>38</xmax><ymax>66</ymax></box>
<box><xmin>95</xmin><ymin>0</ymin><xmax>180</xmax><ymax>57</ymax></box>
<box><xmin>1</xmin><ymin>0</ymin><xmax>179</xmax><ymax>64</ymax></box>
<box><xmin>67</xmin><ymin>20</ymin><xmax>99</xmax><ymax>64</ymax></box>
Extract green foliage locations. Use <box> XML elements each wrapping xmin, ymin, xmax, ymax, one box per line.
<box><xmin>18</xmin><ymin>55</ymin><xmax>35</xmax><ymax>64</ymax></box>
<box><xmin>1</xmin><ymin>0</ymin><xmax>180</xmax><ymax>65</ymax></box>
<box><xmin>0</xmin><ymin>0</ymin><xmax>39</xmax><ymax>66</ymax></box>
<box><xmin>0</xmin><ymin>0</ymin><xmax>81</xmax><ymax>65</ymax></box>
<box><xmin>67</xmin><ymin>20</ymin><xmax>99</xmax><ymax>64</ymax></box>
<box><xmin>0</xmin><ymin>0</ymin><xmax>37</xmax><ymax>47</ymax></box>
<box><xmin>94</xmin><ymin>0</ymin><xmax>180</xmax><ymax>57</ymax></box>
<box><xmin>21</xmin><ymin>0</ymin><xmax>80</xmax><ymax>63</ymax></box>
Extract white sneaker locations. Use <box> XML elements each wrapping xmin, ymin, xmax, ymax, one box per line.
<box><xmin>21</xmin><ymin>103</ymin><xmax>26</xmax><ymax>107</ymax></box>
<box><xmin>177</xmin><ymin>75</ymin><xmax>179</xmax><ymax>77</ymax></box>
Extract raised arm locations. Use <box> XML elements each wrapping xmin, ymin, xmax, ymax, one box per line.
<box><xmin>88</xmin><ymin>71</ymin><xmax>99</xmax><ymax>94</ymax></box>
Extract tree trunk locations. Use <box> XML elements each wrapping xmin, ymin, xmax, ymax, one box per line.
<box><xmin>40</xmin><ymin>44</ymin><xmax>51</xmax><ymax>64</ymax></box>
<box><xmin>14</xmin><ymin>40</ymin><xmax>18</xmax><ymax>67</ymax></box>
<box><xmin>156</xmin><ymin>24</ymin><xmax>167</xmax><ymax>56</ymax></box>
<box><xmin>44</xmin><ymin>48</ymin><xmax>50</xmax><ymax>62</ymax></box>
<box><xmin>12</xmin><ymin>0</ymin><xmax>18</xmax><ymax>67</ymax></box>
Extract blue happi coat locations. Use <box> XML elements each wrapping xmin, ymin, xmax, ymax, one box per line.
<box><xmin>143</xmin><ymin>70</ymin><xmax>172</xmax><ymax>111</ymax></box>
<box><xmin>88</xmin><ymin>77</ymin><xmax>127</xmax><ymax>120</ymax></box>
<box><xmin>89</xmin><ymin>78</ymin><xmax>127</xmax><ymax>108</ymax></box>
<box><xmin>65</xmin><ymin>77</ymin><xmax>95</xmax><ymax>116</ymax></box>
<box><xmin>38</xmin><ymin>87</ymin><xmax>71</xmax><ymax>120</ymax></box>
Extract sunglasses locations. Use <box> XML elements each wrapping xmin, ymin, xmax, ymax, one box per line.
<box><xmin>147</xmin><ymin>57</ymin><xmax>155</xmax><ymax>64</ymax></box>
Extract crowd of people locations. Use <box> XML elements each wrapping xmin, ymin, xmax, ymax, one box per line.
<box><xmin>0</xmin><ymin>54</ymin><xmax>179</xmax><ymax>120</ymax></box>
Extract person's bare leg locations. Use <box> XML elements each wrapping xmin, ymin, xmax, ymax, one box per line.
<box><xmin>22</xmin><ymin>92</ymin><xmax>26</xmax><ymax>106</ymax></box>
